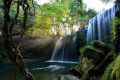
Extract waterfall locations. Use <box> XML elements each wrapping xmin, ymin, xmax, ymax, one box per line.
<box><xmin>50</xmin><ymin>34</ymin><xmax>77</xmax><ymax>62</ymax></box>
<box><xmin>50</xmin><ymin>3</ymin><xmax>120</xmax><ymax>62</ymax></box>
<box><xmin>87</xmin><ymin>3</ymin><xmax>119</xmax><ymax>45</ymax></box>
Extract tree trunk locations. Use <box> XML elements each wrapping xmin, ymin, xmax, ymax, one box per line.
<box><xmin>2</xmin><ymin>0</ymin><xmax>35</xmax><ymax>80</ymax></box>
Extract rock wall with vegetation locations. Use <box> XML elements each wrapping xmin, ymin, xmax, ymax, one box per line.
<box><xmin>101</xmin><ymin>54</ymin><xmax>120</xmax><ymax>80</ymax></box>
<box><xmin>68</xmin><ymin>40</ymin><xmax>112</xmax><ymax>80</ymax></box>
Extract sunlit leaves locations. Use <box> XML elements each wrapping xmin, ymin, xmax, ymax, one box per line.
<box><xmin>111</xmin><ymin>17</ymin><xmax>120</xmax><ymax>40</ymax></box>
<box><xmin>111</xmin><ymin>17</ymin><xmax>120</xmax><ymax>35</ymax></box>
<box><xmin>27</xmin><ymin>1</ymin><xmax>73</xmax><ymax>37</ymax></box>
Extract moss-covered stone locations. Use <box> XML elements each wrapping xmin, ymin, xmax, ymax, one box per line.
<box><xmin>92</xmin><ymin>40</ymin><xmax>111</xmax><ymax>54</ymax></box>
<box><xmin>80</xmin><ymin>45</ymin><xmax>104</xmax><ymax>65</ymax></box>
<box><xmin>101</xmin><ymin>54</ymin><xmax>120</xmax><ymax>80</ymax></box>
<box><xmin>78</xmin><ymin>45</ymin><xmax>107</xmax><ymax>79</ymax></box>
<box><xmin>71</xmin><ymin>40</ymin><xmax>112</xmax><ymax>80</ymax></box>
<box><xmin>80</xmin><ymin>57</ymin><xmax>94</xmax><ymax>79</ymax></box>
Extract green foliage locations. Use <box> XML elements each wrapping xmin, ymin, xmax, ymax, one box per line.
<box><xmin>87</xmin><ymin>9</ymin><xmax>98</xmax><ymax>19</ymax></box>
<box><xmin>27</xmin><ymin>0</ymin><xmax>74</xmax><ymax>37</ymax></box>
<box><xmin>111</xmin><ymin>17</ymin><xmax>120</xmax><ymax>40</ymax></box>
<box><xmin>0</xmin><ymin>0</ymin><xmax>98</xmax><ymax>37</ymax></box>
<box><xmin>0</xmin><ymin>0</ymin><xmax>37</xmax><ymax>29</ymax></box>
<box><xmin>26</xmin><ymin>0</ymin><xmax>98</xmax><ymax>37</ymax></box>
<box><xmin>69</xmin><ymin>1</ymin><xmax>97</xmax><ymax>22</ymax></box>
<box><xmin>101</xmin><ymin>54</ymin><xmax>120</xmax><ymax>80</ymax></box>
<box><xmin>78</xmin><ymin>17</ymin><xmax>89</xmax><ymax>22</ymax></box>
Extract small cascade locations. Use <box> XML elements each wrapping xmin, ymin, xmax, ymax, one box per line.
<box><xmin>87</xmin><ymin>3</ymin><xmax>119</xmax><ymax>44</ymax></box>
<box><xmin>50</xmin><ymin>34</ymin><xmax>77</xmax><ymax>62</ymax></box>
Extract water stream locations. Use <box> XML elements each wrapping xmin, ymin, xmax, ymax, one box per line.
<box><xmin>87</xmin><ymin>3</ymin><xmax>119</xmax><ymax>44</ymax></box>
<box><xmin>50</xmin><ymin>34</ymin><xmax>77</xmax><ymax>62</ymax></box>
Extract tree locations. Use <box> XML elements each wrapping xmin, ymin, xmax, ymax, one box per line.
<box><xmin>87</xmin><ymin>9</ymin><xmax>97</xmax><ymax>19</ymax></box>
<box><xmin>100</xmin><ymin>0</ymin><xmax>120</xmax><ymax>7</ymax></box>
<box><xmin>2</xmin><ymin>0</ymin><xmax>35</xmax><ymax>80</ymax></box>
<box><xmin>27</xmin><ymin>0</ymin><xmax>73</xmax><ymax>37</ymax></box>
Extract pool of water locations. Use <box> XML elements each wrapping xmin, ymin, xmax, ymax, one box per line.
<box><xmin>0</xmin><ymin>62</ymin><xmax>77</xmax><ymax>80</ymax></box>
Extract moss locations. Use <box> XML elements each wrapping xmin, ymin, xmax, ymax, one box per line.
<box><xmin>81</xmin><ymin>57</ymin><xmax>94</xmax><ymax>78</ymax></box>
<box><xmin>92</xmin><ymin>40</ymin><xmax>111</xmax><ymax>54</ymax></box>
<box><xmin>80</xmin><ymin>46</ymin><xmax>104</xmax><ymax>61</ymax></box>
<box><xmin>80</xmin><ymin>45</ymin><xmax>103</xmax><ymax>54</ymax></box>
<box><xmin>72</xmin><ymin>55</ymin><xmax>82</xmax><ymax>70</ymax></box>
<box><xmin>101</xmin><ymin>54</ymin><xmax>120</xmax><ymax>80</ymax></box>
<box><xmin>75</xmin><ymin>41</ymin><xmax>111</xmax><ymax>79</ymax></box>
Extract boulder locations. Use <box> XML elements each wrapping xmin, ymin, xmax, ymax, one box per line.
<box><xmin>68</xmin><ymin>68</ymin><xmax>82</xmax><ymax>78</ymax></box>
<box><xmin>92</xmin><ymin>40</ymin><xmax>111</xmax><ymax>54</ymax></box>
<box><xmin>76</xmin><ymin>41</ymin><xmax>111</xmax><ymax>79</ymax></box>
<box><xmin>80</xmin><ymin>45</ymin><xmax>105</xmax><ymax>66</ymax></box>
<box><xmin>58</xmin><ymin>75</ymin><xmax>80</xmax><ymax>80</ymax></box>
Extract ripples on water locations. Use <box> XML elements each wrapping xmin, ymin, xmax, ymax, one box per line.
<box><xmin>32</xmin><ymin>65</ymin><xmax>65</xmax><ymax>71</ymax></box>
<box><xmin>0</xmin><ymin>62</ymin><xmax>77</xmax><ymax>80</ymax></box>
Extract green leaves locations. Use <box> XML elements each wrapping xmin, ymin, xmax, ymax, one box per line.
<box><xmin>111</xmin><ymin>17</ymin><xmax>120</xmax><ymax>36</ymax></box>
<box><xmin>26</xmin><ymin>0</ymin><xmax>97</xmax><ymax>37</ymax></box>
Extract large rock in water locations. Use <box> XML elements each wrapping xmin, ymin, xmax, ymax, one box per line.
<box><xmin>58</xmin><ymin>75</ymin><xmax>80</xmax><ymax>80</ymax></box>
<box><xmin>79</xmin><ymin>46</ymin><xmax>105</xmax><ymax>79</ymax></box>
<box><xmin>72</xmin><ymin>40</ymin><xmax>111</xmax><ymax>80</ymax></box>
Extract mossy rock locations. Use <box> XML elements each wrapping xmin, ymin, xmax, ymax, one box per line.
<box><xmin>92</xmin><ymin>40</ymin><xmax>111</xmax><ymax>54</ymax></box>
<box><xmin>79</xmin><ymin>45</ymin><xmax>106</xmax><ymax>79</ymax></box>
<box><xmin>101</xmin><ymin>54</ymin><xmax>120</xmax><ymax>80</ymax></box>
<box><xmin>76</xmin><ymin>41</ymin><xmax>111</xmax><ymax>79</ymax></box>
<box><xmin>80</xmin><ymin>57</ymin><xmax>94</xmax><ymax>79</ymax></box>
<box><xmin>80</xmin><ymin>45</ymin><xmax>104</xmax><ymax>65</ymax></box>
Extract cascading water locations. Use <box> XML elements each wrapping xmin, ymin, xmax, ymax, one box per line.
<box><xmin>50</xmin><ymin>3</ymin><xmax>119</xmax><ymax>62</ymax></box>
<box><xmin>87</xmin><ymin>3</ymin><xmax>119</xmax><ymax>45</ymax></box>
<box><xmin>50</xmin><ymin>34</ymin><xmax>77</xmax><ymax>62</ymax></box>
